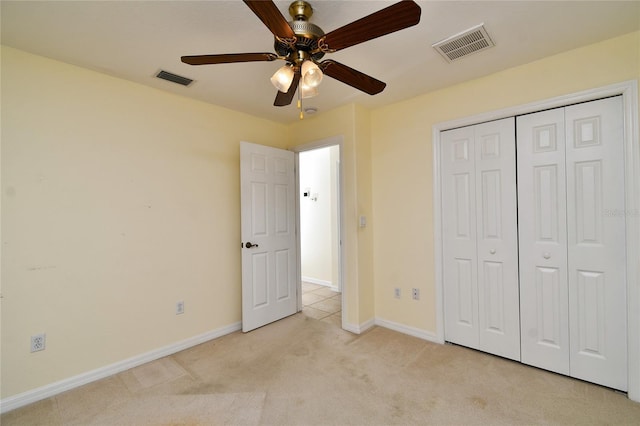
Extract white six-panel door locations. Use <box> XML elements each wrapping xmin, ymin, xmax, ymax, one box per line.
<box><xmin>475</xmin><ymin>120</ymin><xmax>520</xmax><ymax>360</ymax></box>
<box><xmin>565</xmin><ymin>97</ymin><xmax>627</xmax><ymax>391</ymax></box>
<box><xmin>442</xmin><ymin>125</ymin><xmax>479</xmax><ymax>348</ymax></box>
<box><xmin>442</xmin><ymin>118</ymin><xmax>521</xmax><ymax>361</ymax></box>
<box><xmin>517</xmin><ymin>97</ymin><xmax>627</xmax><ymax>391</ymax></box>
<box><xmin>517</xmin><ymin>108</ymin><xmax>571</xmax><ymax>375</ymax></box>
<box><xmin>240</xmin><ymin>142</ymin><xmax>297</xmax><ymax>333</ymax></box>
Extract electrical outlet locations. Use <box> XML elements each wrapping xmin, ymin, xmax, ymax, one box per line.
<box><xmin>394</xmin><ymin>288</ymin><xmax>401</xmax><ymax>299</ymax></box>
<box><xmin>176</xmin><ymin>301</ymin><xmax>185</xmax><ymax>315</ymax></box>
<box><xmin>31</xmin><ymin>333</ymin><xmax>46</xmax><ymax>353</ymax></box>
<box><xmin>412</xmin><ymin>288</ymin><xmax>420</xmax><ymax>300</ymax></box>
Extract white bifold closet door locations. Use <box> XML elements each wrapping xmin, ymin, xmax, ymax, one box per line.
<box><xmin>442</xmin><ymin>118</ymin><xmax>520</xmax><ymax>361</ymax></box>
<box><xmin>517</xmin><ymin>107</ymin><xmax>570</xmax><ymax>374</ymax></box>
<box><xmin>517</xmin><ymin>96</ymin><xmax>627</xmax><ymax>391</ymax></box>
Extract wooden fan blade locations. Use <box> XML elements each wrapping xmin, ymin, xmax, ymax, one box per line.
<box><xmin>320</xmin><ymin>60</ymin><xmax>386</xmax><ymax>95</ymax></box>
<box><xmin>243</xmin><ymin>0</ymin><xmax>296</xmax><ymax>40</ymax></box>
<box><xmin>274</xmin><ymin>72</ymin><xmax>301</xmax><ymax>107</ymax></box>
<box><xmin>319</xmin><ymin>1</ymin><xmax>421</xmax><ymax>52</ymax></box>
<box><xmin>181</xmin><ymin>53</ymin><xmax>278</xmax><ymax>65</ymax></box>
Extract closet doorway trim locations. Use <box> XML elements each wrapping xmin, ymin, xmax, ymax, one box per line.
<box><xmin>432</xmin><ymin>80</ymin><xmax>639</xmax><ymax>402</ymax></box>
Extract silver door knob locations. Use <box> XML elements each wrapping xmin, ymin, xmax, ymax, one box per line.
<box><xmin>245</xmin><ymin>242</ymin><xmax>259</xmax><ymax>248</ymax></box>
<box><xmin>543</xmin><ymin>252</ymin><xmax>551</xmax><ymax>259</ymax></box>
<box><xmin>489</xmin><ymin>249</ymin><xmax>496</xmax><ymax>255</ymax></box>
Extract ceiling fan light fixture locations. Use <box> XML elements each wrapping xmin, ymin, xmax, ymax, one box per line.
<box><xmin>301</xmin><ymin>60</ymin><xmax>323</xmax><ymax>88</ymax></box>
<box><xmin>270</xmin><ymin>64</ymin><xmax>295</xmax><ymax>92</ymax></box>
<box><xmin>182</xmin><ymin>0</ymin><xmax>423</xmax><ymax>114</ymax></box>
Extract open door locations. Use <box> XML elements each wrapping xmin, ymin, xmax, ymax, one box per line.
<box><xmin>240</xmin><ymin>142</ymin><xmax>297</xmax><ymax>332</ymax></box>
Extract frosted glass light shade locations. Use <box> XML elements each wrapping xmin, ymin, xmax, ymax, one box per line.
<box><xmin>301</xmin><ymin>60</ymin><xmax>323</xmax><ymax>88</ymax></box>
<box><xmin>300</xmin><ymin>81</ymin><xmax>318</xmax><ymax>98</ymax></box>
<box><xmin>270</xmin><ymin>65</ymin><xmax>294</xmax><ymax>92</ymax></box>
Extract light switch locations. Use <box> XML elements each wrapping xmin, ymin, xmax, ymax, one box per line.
<box><xmin>359</xmin><ymin>215</ymin><xmax>366</xmax><ymax>228</ymax></box>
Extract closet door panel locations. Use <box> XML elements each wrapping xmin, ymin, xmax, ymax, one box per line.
<box><xmin>442</xmin><ymin>126</ymin><xmax>479</xmax><ymax>349</ymax></box>
<box><xmin>475</xmin><ymin>119</ymin><xmax>520</xmax><ymax>361</ymax></box>
<box><xmin>517</xmin><ymin>109</ymin><xmax>570</xmax><ymax>375</ymax></box>
<box><xmin>565</xmin><ymin>97</ymin><xmax>627</xmax><ymax>391</ymax></box>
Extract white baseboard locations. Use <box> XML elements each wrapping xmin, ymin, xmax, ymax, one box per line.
<box><xmin>0</xmin><ymin>322</ymin><xmax>242</xmax><ymax>414</ymax></box>
<box><xmin>341</xmin><ymin>318</ymin><xmax>440</xmax><ymax>343</ymax></box>
<box><xmin>342</xmin><ymin>317</ymin><xmax>375</xmax><ymax>334</ymax></box>
<box><xmin>374</xmin><ymin>317</ymin><xmax>443</xmax><ymax>344</ymax></box>
<box><xmin>2</xmin><ymin>318</ymin><xmax>441</xmax><ymax>413</ymax></box>
<box><xmin>301</xmin><ymin>276</ymin><xmax>334</xmax><ymax>289</ymax></box>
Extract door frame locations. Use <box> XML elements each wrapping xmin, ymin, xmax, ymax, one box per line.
<box><xmin>292</xmin><ymin>136</ymin><xmax>346</xmax><ymax>328</ymax></box>
<box><xmin>432</xmin><ymin>80</ymin><xmax>640</xmax><ymax>401</ymax></box>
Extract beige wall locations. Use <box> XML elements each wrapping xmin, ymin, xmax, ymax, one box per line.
<box><xmin>2</xmin><ymin>30</ymin><xmax>639</xmax><ymax>402</ymax></box>
<box><xmin>0</xmin><ymin>46</ymin><xmax>289</xmax><ymax>398</ymax></box>
<box><xmin>370</xmin><ymin>31</ymin><xmax>640</xmax><ymax>333</ymax></box>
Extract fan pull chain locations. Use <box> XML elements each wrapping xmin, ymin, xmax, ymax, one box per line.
<box><xmin>298</xmin><ymin>85</ymin><xmax>303</xmax><ymax>120</ymax></box>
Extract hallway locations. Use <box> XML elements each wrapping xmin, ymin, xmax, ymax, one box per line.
<box><xmin>301</xmin><ymin>281</ymin><xmax>341</xmax><ymax>327</ymax></box>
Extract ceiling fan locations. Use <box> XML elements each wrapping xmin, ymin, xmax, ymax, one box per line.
<box><xmin>181</xmin><ymin>0</ymin><xmax>421</xmax><ymax>116</ymax></box>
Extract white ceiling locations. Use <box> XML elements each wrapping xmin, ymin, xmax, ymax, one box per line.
<box><xmin>2</xmin><ymin>1</ymin><xmax>638</xmax><ymax>124</ymax></box>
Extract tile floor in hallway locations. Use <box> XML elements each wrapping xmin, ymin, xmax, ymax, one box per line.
<box><xmin>301</xmin><ymin>281</ymin><xmax>341</xmax><ymax>327</ymax></box>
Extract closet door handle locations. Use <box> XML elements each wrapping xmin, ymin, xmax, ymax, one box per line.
<box><xmin>489</xmin><ymin>249</ymin><xmax>496</xmax><ymax>255</ymax></box>
<box><xmin>543</xmin><ymin>252</ymin><xmax>551</xmax><ymax>259</ymax></box>
<box><xmin>245</xmin><ymin>242</ymin><xmax>259</xmax><ymax>249</ymax></box>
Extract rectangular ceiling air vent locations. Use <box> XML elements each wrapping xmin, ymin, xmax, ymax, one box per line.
<box><xmin>156</xmin><ymin>70</ymin><xmax>194</xmax><ymax>87</ymax></box>
<box><xmin>432</xmin><ymin>24</ymin><xmax>495</xmax><ymax>63</ymax></box>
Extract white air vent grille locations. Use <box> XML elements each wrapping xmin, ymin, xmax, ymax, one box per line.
<box><xmin>432</xmin><ymin>24</ymin><xmax>495</xmax><ymax>62</ymax></box>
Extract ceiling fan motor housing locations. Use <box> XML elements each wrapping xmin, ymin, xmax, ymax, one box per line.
<box><xmin>274</xmin><ymin>1</ymin><xmax>325</xmax><ymax>62</ymax></box>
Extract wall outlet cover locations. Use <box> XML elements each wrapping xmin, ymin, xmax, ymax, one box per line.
<box><xmin>31</xmin><ymin>333</ymin><xmax>46</xmax><ymax>352</ymax></box>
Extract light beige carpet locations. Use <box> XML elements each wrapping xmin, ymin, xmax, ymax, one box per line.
<box><xmin>3</xmin><ymin>313</ymin><xmax>640</xmax><ymax>425</ymax></box>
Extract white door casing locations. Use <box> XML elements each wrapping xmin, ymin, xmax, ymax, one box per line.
<box><xmin>292</xmin><ymin>136</ymin><xmax>346</xmax><ymax>330</ymax></box>
<box><xmin>240</xmin><ymin>142</ymin><xmax>297</xmax><ymax>332</ymax></box>
<box><xmin>442</xmin><ymin>118</ymin><xmax>520</xmax><ymax>361</ymax></box>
